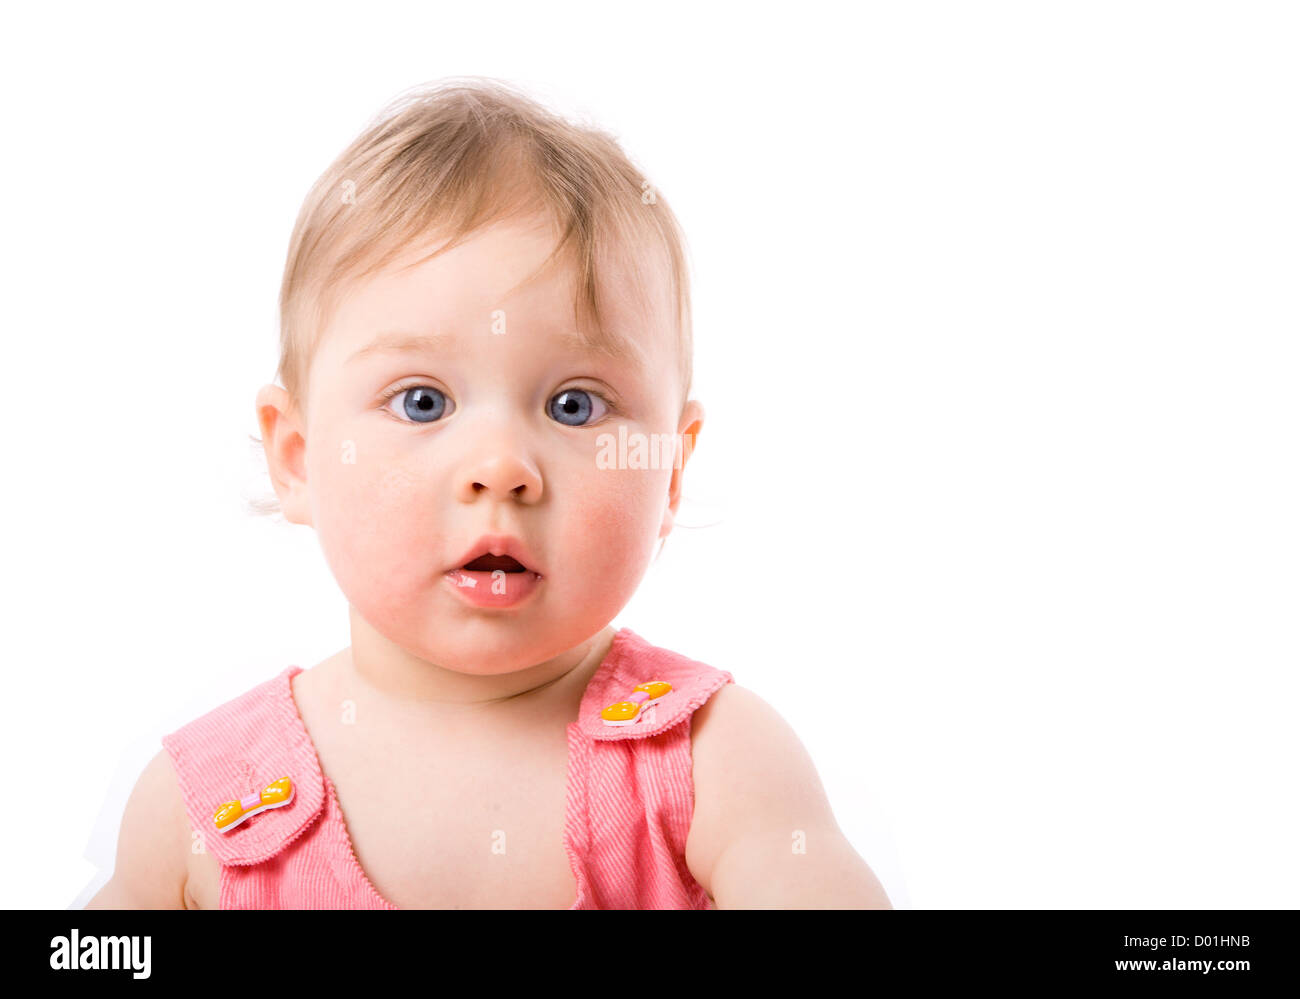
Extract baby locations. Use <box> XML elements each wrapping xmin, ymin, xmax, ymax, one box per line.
<box><xmin>88</xmin><ymin>77</ymin><xmax>891</xmax><ymax>910</ymax></box>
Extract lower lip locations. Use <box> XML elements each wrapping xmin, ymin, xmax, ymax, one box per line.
<box><xmin>443</xmin><ymin>568</ymin><xmax>544</xmax><ymax>608</ymax></box>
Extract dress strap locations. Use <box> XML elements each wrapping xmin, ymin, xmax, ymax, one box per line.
<box><xmin>576</xmin><ymin>628</ymin><xmax>734</xmax><ymax>742</ymax></box>
<box><xmin>161</xmin><ymin>666</ymin><xmax>326</xmax><ymax>866</ymax></box>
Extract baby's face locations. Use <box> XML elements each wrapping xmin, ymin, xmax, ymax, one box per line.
<box><xmin>282</xmin><ymin>215</ymin><xmax>700</xmax><ymax>673</ymax></box>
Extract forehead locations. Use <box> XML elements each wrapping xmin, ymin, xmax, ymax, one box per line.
<box><xmin>313</xmin><ymin>216</ymin><xmax>675</xmax><ymax>374</ymax></box>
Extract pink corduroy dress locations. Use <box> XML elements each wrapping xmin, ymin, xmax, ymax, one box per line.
<box><xmin>161</xmin><ymin>627</ymin><xmax>734</xmax><ymax>909</ymax></box>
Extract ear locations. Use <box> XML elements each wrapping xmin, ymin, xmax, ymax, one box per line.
<box><xmin>255</xmin><ymin>384</ymin><xmax>312</xmax><ymax>527</ymax></box>
<box><xmin>659</xmin><ymin>400</ymin><xmax>705</xmax><ymax>540</ymax></box>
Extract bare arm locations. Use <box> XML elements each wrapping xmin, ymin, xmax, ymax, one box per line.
<box><xmin>686</xmin><ymin>683</ymin><xmax>893</xmax><ymax>909</ymax></box>
<box><xmin>85</xmin><ymin>748</ymin><xmax>191</xmax><ymax>909</ymax></box>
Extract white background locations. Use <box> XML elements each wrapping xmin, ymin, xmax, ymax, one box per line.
<box><xmin>1</xmin><ymin>0</ymin><xmax>1295</xmax><ymax>910</ymax></box>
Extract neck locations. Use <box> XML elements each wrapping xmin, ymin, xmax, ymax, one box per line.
<box><xmin>338</xmin><ymin>607</ymin><xmax>617</xmax><ymax>725</ymax></box>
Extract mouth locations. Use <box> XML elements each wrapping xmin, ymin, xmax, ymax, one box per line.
<box><xmin>460</xmin><ymin>554</ymin><xmax>530</xmax><ymax>573</ymax></box>
<box><xmin>451</xmin><ymin>535</ymin><xmax>543</xmax><ymax>578</ymax></box>
<box><xmin>444</xmin><ymin>545</ymin><xmax>545</xmax><ymax>608</ymax></box>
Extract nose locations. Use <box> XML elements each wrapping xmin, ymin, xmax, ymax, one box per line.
<box><xmin>458</xmin><ymin>449</ymin><xmax>544</xmax><ymax>504</ymax></box>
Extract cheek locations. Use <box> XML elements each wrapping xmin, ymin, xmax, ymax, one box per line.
<box><xmin>308</xmin><ymin>431</ymin><xmax>448</xmax><ymax>606</ymax></box>
<box><xmin>553</xmin><ymin>464</ymin><xmax>667</xmax><ymax>591</ymax></box>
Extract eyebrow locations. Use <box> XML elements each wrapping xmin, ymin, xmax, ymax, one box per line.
<box><xmin>348</xmin><ymin>330</ymin><xmax>459</xmax><ymax>364</ymax></box>
<box><xmin>347</xmin><ymin>326</ymin><xmax>604</xmax><ymax>363</ymax></box>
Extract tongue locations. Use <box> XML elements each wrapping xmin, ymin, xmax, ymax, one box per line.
<box><xmin>463</xmin><ymin>554</ymin><xmax>526</xmax><ymax>572</ymax></box>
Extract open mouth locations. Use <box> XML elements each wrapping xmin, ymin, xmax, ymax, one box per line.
<box><xmin>461</xmin><ymin>554</ymin><xmax>530</xmax><ymax>573</ymax></box>
<box><xmin>445</xmin><ymin>551</ymin><xmax>544</xmax><ymax>607</ymax></box>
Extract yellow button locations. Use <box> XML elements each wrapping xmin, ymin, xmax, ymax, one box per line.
<box><xmin>601</xmin><ymin>701</ymin><xmax>640</xmax><ymax>722</ymax></box>
<box><xmin>213</xmin><ymin>801</ymin><xmax>242</xmax><ymax>828</ymax></box>
<box><xmin>634</xmin><ymin>681</ymin><xmax>672</xmax><ymax>699</ymax></box>
<box><xmin>261</xmin><ymin>777</ymin><xmax>292</xmax><ymax>805</ymax></box>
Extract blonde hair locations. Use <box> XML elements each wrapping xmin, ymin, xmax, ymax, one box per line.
<box><xmin>247</xmin><ymin>76</ymin><xmax>694</xmax><ymax>517</ymax></box>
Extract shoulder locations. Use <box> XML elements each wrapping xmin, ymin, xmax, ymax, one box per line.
<box><xmin>688</xmin><ymin>682</ymin><xmax>835</xmax><ymax>821</ymax></box>
<box><xmin>168</xmin><ymin>667</ymin><xmax>301</xmax><ymax>741</ymax></box>
<box><xmin>159</xmin><ymin>665</ymin><xmax>329</xmax><ymax>868</ymax></box>
<box><xmin>578</xmin><ymin>629</ymin><xmax>733</xmax><ymax>741</ymax></box>
<box><xmin>86</xmin><ymin>749</ymin><xmax>192</xmax><ymax>909</ymax></box>
<box><xmin>685</xmin><ymin>683</ymin><xmax>836</xmax><ymax>887</ymax></box>
<box><xmin>685</xmin><ymin>683</ymin><xmax>892</xmax><ymax>908</ymax></box>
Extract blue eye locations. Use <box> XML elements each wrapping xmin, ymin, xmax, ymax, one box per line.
<box><xmin>548</xmin><ymin>389</ymin><xmax>608</xmax><ymax>426</ymax></box>
<box><xmin>384</xmin><ymin>385</ymin><xmax>451</xmax><ymax>423</ymax></box>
